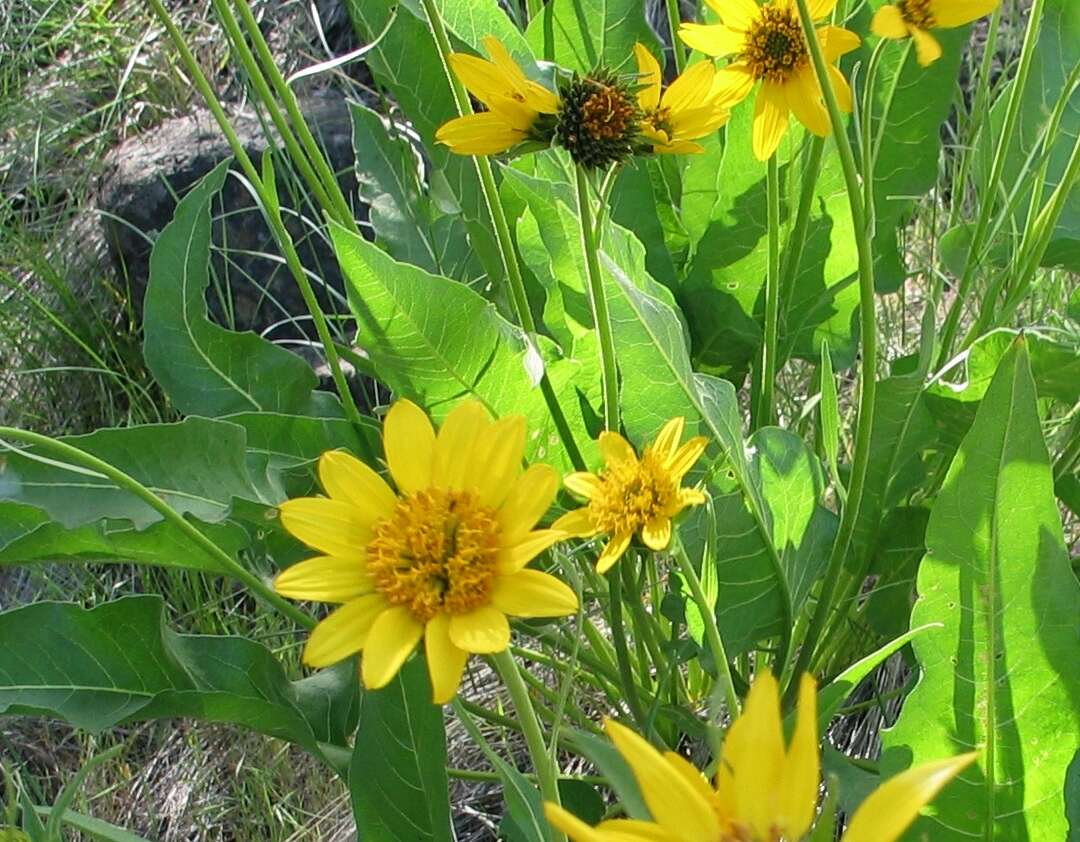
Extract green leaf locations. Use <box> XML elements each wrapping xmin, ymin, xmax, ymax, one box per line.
<box><xmin>562</xmin><ymin>729</ymin><xmax>649</xmax><ymax>820</ymax></box>
<box><xmin>0</xmin><ymin>597</ymin><xmax>347</xmax><ymax>760</ymax></box>
<box><xmin>881</xmin><ymin>338</ymin><xmax>1080</xmax><ymax>839</ymax></box>
<box><xmin>330</xmin><ymin>220</ymin><xmax>591</xmax><ymax>471</ymax></box>
<box><xmin>494</xmin><ymin>759</ymin><xmax>550</xmax><ymax>842</ymax></box>
<box><xmin>819</xmin><ymin>340</ymin><xmax>841</xmax><ymax>489</ymax></box>
<box><xmin>142</xmin><ymin>160</ymin><xmax>329</xmax><ymax>416</ymax></box>
<box><xmin>427</xmin><ymin>0</ymin><xmax>531</xmax><ymax>56</ymax></box>
<box><xmin>31</xmin><ymin>808</ymin><xmax>152</xmax><ymax>842</ymax></box>
<box><xmin>349</xmin><ymin>657</ymin><xmax>452</xmax><ymax>842</ymax></box>
<box><xmin>861</xmin><ymin>507</ymin><xmax>929</xmax><ymax>641</ymax></box>
<box><xmin>524</xmin><ymin>0</ymin><xmax>660</xmax><ymax>70</ymax></box>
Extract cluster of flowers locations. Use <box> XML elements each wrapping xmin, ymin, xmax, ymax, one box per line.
<box><xmin>436</xmin><ymin>0</ymin><xmax>998</xmax><ymax>162</ymax></box>
<box><xmin>273</xmin><ymin>401</ymin><xmax>976</xmax><ymax>842</ymax></box>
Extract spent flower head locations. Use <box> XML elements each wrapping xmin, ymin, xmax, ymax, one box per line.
<box><xmin>679</xmin><ymin>0</ymin><xmax>861</xmax><ymax>160</ymax></box>
<box><xmin>436</xmin><ymin>37</ymin><xmax>559</xmax><ymax>156</ymax></box>
<box><xmin>871</xmin><ymin>0</ymin><xmax>1000</xmax><ymax>66</ymax></box>
<box><xmin>554</xmin><ymin>417</ymin><xmax>707</xmax><ymax>572</ymax></box>
<box><xmin>555</xmin><ymin>69</ymin><xmax>643</xmax><ymax>169</ymax></box>
<box><xmin>274</xmin><ymin>399</ymin><xmax>577</xmax><ymax>703</ymax></box>
<box><xmin>545</xmin><ymin>672</ymin><xmax>977</xmax><ymax>842</ymax></box>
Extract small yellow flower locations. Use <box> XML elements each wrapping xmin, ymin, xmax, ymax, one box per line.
<box><xmin>435</xmin><ymin>36</ymin><xmax>559</xmax><ymax>156</ymax></box>
<box><xmin>545</xmin><ymin>672</ymin><xmax>977</xmax><ymax>842</ymax></box>
<box><xmin>679</xmin><ymin>0</ymin><xmax>861</xmax><ymax>161</ymax></box>
<box><xmin>871</xmin><ymin>0</ymin><xmax>999</xmax><ymax>67</ymax></box>
<box><xmin>274</xmin><ymin>399</ymin><xmax>577</xmax><ymax>704</ymax></box>
<box><xmin>633</xmin><ymin>44</ymin><xmax>734</xmax><ymax>154</ymax></box>
<box><xmin>553</xmin><ymin>417</ymin><xmax>707</xmax><ymax>573</ymax></box>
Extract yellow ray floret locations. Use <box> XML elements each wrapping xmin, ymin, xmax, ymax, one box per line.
<box><xmin>633</xmin><ymin>44</ymin><xmax>734</xmax><ymax>154</ymax></box>
<box><xmin>871</xmin><ymin>0</ymin><xmax>1000</xmax><ymax>67</ymax></box>
<box><xmin>678</xmin><ymin>0</ymin><xmax>861</xmax><ymax>160</ymax></box>
<box><xmin>553</xmin><ymin>417</ymin><xmax>707</xmax><ymax>573</ymax></box>
<box><xmin>544</xmin><ymin>672</ymin><xmax>977</xmax><ymax>842</ymax></box>
<box><xmin>435</xmin><ymin>36</ymin><xmax>558</xmax><ymax>156</ymax></box>
<box><xmin>274</xmin><ymin>399</ymin><xmax>577</xmax><ymax>704</ymax></box>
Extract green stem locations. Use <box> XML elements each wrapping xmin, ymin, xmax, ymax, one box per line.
<box><xmin>937</xmin><ymin>0</ymin><xmax>1046</xmax><ymax>364</ymax></box>
<box><xmin>755</xmin><ymin>153</ymin><xmax>781</xmax><ymax>429</ymax></box>
<box><xmin>575</xmin><ymin>165</ymin><xmax>621</xmax><ymax>431</ymax></box>
<box><xmin>786</xmin><ymin>0</ymin><xmax>878</xmax><ymax>701</ymax></box>
<box><xmin>490</xmin><ymin>650</ymin><xmax>564</xmax><ymax>828</ymax></box>
<box><xmin>145</xmin><ymin>0</ymin><xmax>365</xmax><ymax>433</ymax></box>
<box><xmin>665</xmin><ymin>0</ymin><xmax>687</xmax><ymax>73</ymax></box>
<box><xmin>0</xmin><ymin>427</ymin><xmax>315</xmax><ymax>630</ymax></box>
<box><xmin>608</xmin><ymin>571</ymin><xmax>651</xmax><ymax>733</ymax></box>
<box><xmin>419</xmin><ymin>0</ymin><xmax>586</xmax><ymax>470</ymax></box>
<box><xmin>674</xmin><ymin>544</ymin><xmax>740</xmax><ymax>718</ymax></box>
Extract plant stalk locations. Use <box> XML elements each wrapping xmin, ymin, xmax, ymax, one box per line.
<box><xmin>755</xmin><ymin>153</ymin><xmax>782</xmax><ymax>428</ymax></box>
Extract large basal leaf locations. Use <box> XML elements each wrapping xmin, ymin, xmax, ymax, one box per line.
<box><xmin>524</xmin><ymin>0</ymin><xmax>661</xmax><ymax>70</ymax></box>
<box><xmin>330</xmin><ymin>221</ymin><xmax>591</xmax><ymax>472</ymax></box>
<box><xmin>143</xmin><ymin>160</ymin><xmax>330</xmax><ymax>417</ymax></box>
<box><xmin>881</xmin><ymin>339</ymin><xmax>1080</xmax><ymax>839</ymax></box>
<box><xmin>350</xmin><ymin>657</ymin><xmax>452</xmax><ymax>842</ymax></box>
<box><xmin>0</xmin><ymin>597</ymin><xmax>356</xmax><ymax>760</ymax></box>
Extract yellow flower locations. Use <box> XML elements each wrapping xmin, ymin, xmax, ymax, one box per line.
<box><xmin>435</xmin><ymin>36</ymin><xmax>559</xmax><ymax>156</ymax></box>
<box><xmin>633</xmin><ymin>44</ymin><xmax>733</xmax><ymax>154</ymax></box>
<box><xmin>871</xmin><ymin>0</ymin><xmax>999</xmax><ymax>67</ymax></box>
<box><xmin>679</xmin><ymin>0</ymin><xmax>861</xmax><ymax>161</ymax></box>
<box><xmin>553</xmin><ymin>417</ymin><xmax>707</xmax><ymax>573</ymax></box>
<box><xmin>545</xmin><ymin>672</ymin><xmax>977</xmax><ymax>842</ymax></box>
<box><xmin>274</xmin><ymin>399</ymin><xmax>578</xmax><ymax>704</ymax></box>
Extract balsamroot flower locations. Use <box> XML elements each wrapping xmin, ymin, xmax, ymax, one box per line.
<box><xmin>545</xmin><ymin>672</ymin><xmax>977</xmax><ymax>842</ymax></box>
<box><xmin>436</xmin><ymin>37</ymin><xmax>559</xmax><ymax>156</ymax></box>
<box><xmin>633</xmin><ymin>44</ymin><xmax>733</xmax><ymax>154</ymax></box>
<box><xmin>556</xmin><ymin>70</ymin><xmax>642</xmax><ymax>169</ymax></box>
<box><xmin>274</xmin><ymin>399</ymin><xmax>577</xmax><ymax>704</ymax></box>
<box><xmin>871</xmin><ymin>0</ymin><xmax>1000</xmax><ymax>67</ymax></box>
<box><xmin>553</xmin><ymin>418</ymin><xmax>707</xmax><ymax>573</ymax></box>
<box><xmin>679</xmin><ymin>0</ymin><xmax>861</xmax><ymax>160</ymax></box>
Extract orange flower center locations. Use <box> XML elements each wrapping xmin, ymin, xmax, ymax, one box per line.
<box><xmin>366</xmin><ymin>488</ymin><xmax>500</xmax><ymax>622</ymax></box>
<box><xmin>744</xmin><ymin>6</ymin><xmax>808</xmax><ymax>82</ymax></box>
<box><xmin>581</xmin><ymin>84</ymin><xmax>638</xmax><ymax>141</ymax></box>
<box><xmin>588</xmin><ymin>450</ymin><xmax>677</xmax><ymax>537</ymax></box>
<box><xmin>898</xmin><ymin>0</ymin><xmax>935</xmax><ymax>28</ymax></box>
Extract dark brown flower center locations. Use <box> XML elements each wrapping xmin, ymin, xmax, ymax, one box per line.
<box><xmin>898</xmin><ymin>0</ymin><xmax>935</xmax><ymax>28</ymax></box>
<box><xmin>744</xmin><ymin>6</ymin><xmax>807</xmax><ymax>82</ymax></box>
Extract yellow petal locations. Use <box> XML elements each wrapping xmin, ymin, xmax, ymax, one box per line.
<box><xmin>544</xmin><ymin>804</ymin><xmax>606</xmax><ymax>842</ymax></box>
<box><xmin>650</xmin><ymin>418</ymin><xmax>685</xmax><ymax>461</ymax></box>
<box><xmin>481</xmin><ymin>36</ymin><xmax>529</xmax><ymax>87</ymax></box>
<box><xmin>820</xmin><ymin>25</ymin><xmax>862</xmax><ymax>61</ymax></box>
<box><xmin>654</xmin><ymin>139</ymin><xmax>707</xmax><ymax>154</ymax></box>
<box><xmin>667</xmin><ymin>436</ymin><xmax>708</xmax><ymax>479</ymax></box>
<box><xmin>424</xmin><ymin>613</ymin><xmax>469</xmax><ymax>704</ymax></box>
<box><xmin>491</xmin><ymin>569</ymin><xmax>579</xmax><ymax>617</ymax></box>
<box><xmin>604</xmin><ymin>720</ymin><xmax>721</xmax><ymax>842</ymax></box>
<box><xmin>279</xmin><ymin>497</ymin><xmax>371</xmax><ymax>557</ymax></box>
<box><xmin>776</xmin><ymin>674</ymin><xmax>819</xmax><ymax>838</ymax></box>
<box><xmin>704</xmin><ymin>0</ymin><xmax>760</xmax><ymax>30</ymax></box>
<box><xmin>662</xmin><ymin>751</ymin><xmax>720</xmax><ymax>814</ymax></box>
<box><xmin>679</xmin><ymin>487</ymin><xmax>707</xmax><ymax>507</ymax></box>
<box><xmin>828</xmin><ymin>63</ymin><xmax>854</xmax><ymax>112</ymax></box>
<box><xmin>498</xmin><ymin>529</ymin><xmax>564</xmax><ymax>573</ymax></box>
<box><xmin>599</xmin><ymin>431</ymin><xmax>638</xmax><ymax>466</ymax></box>
<box><xmin>474</xmin><ymin>414</ymin><xmax>527</xmax><ymax>508</ymax></box>
<box><xmin>808</xmin><ymin>0</ymin><xmax>837</xmax><ymax>19</ymax></box>
<box><xmin>842</xmin><ymin>753</ymin><xmax>978</xmax><ymax>842</ymax></box>
<box><xmin>870</xmin><ymin>4</ymin><xmax>909</xmax><ymax>39</ymax></box>
<box><xmin>302</xmin><ymin>593</ymin><xmax>387</xmax><ymax>667</ymax></box>
<box><xmin>596</xmin><ymin>532</ymin><xmax>632</xmax><ymax>573</ymax></box>
<box><xmin>634</xmin><ymin>43</ymin><xmax>662</xmax><ymax>112</ymax></box>
<box><xmin>274</xmin><ymin>555</ymin><xmax>373</xmax><ymax>603</ymax></box>
<box><xmin>641</xmin><ymin>516</ymin><xmax>672</xmax><ymax>551</ymax></box>
<box><xmin>910</xmin><ymin>25</ymin><xmax>943</xmax><ymax>65</ymax></box>
<box><xmin>678</xmin><ymin>22</ymin><xmax>746</xmax><ymax>57</ymax></box>
<box><xmin>448</xmin><ymin>52</ymin><xmax>512</xmax><ymax>109</ymax></box>
<box><xmin>436</xmin><ymin>112</ymin><xmax>526</xmax><ymax>155</ymax></box>
<box><xmin>553</xmin><ymin>507</ymin><xmax>599</xmax><ymax>537</ymax></box>
<box><xmin>448</xmin><ymin>604</ymin><xmax>511</xmax><ymax>653</ymax></box>
<box><xmin>718</xmin><ymin>672</ymin><xmax>785</xmax><ymax>838</ymax></box>
<box><xmin>383</xmin><ymin>399</ymin><xmax>435</xmax><ymax>494</ymax></box>
<box><xmin>662</xmin><ymin>63</ymin><xmax>715</xmax><ymax>117</ymax></box>
<box><xmin>318</xmin><ymin>450</ymin><xmax>397</xmax><ymax>523</ymax></box>
<box><xmin>929</xmin><ymin>0</ymin><xmax>999</xmax><ymax>27</ymax></box>
<box><xmin>498</xmin><ymin>463</ymin><xmax>561</xmax><ymax>542</ymax></box>
<box><xmin>752</xmin><ymin>82</ymin><xmax>789</xmax><ymax>161</ymax></box>
<box><xmin>482</xmin><ymin>36</ymin><xmax>559</xmax><ymax>113</ymax></box>
<box><xmin>787</xmin><ymin>69</ymin><xmax>830</xmax><ymax>137</ymax></box>
<box><xmin>361</xmin><ymin>605</ymin><xmax>424</xmax><ymax>689</ymax></box>
<box><xmin>596</xmin><ymin>819</ymin><xmax>673</xmax><ymax>841</ymax></box>
<box><xmin>565</xmin><ymin>471</ymin><xmax>604</xmax><ymax>499</ymax></box>
<box><xmin>433</xmin><ymin>399</ymin><xmax>491</xmax><ymax>491</ymax></box>
<box><xmin>712</xmin><ymin>62</ymin><xmax>757</xmax><ymax>106</ymax></box>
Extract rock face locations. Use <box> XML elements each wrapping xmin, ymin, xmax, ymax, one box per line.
<box><xmin>97</xmin><ymin>93</ymin><xmax>364</xmax><ymax>339</ymax></box>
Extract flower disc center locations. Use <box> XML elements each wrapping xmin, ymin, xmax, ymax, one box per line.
<box><xmin>581</xmin><ymin>84</ymin><xmax>637</xmax><ymax>141</ymax></box>
<box><xmin>745</xmin><ymin>7</ymin><xmax>807</xmax><ymax>82</ymax></box>
<box><xmin>588</xmin><ymin>451</ymin><xmax>677</xmax><ymax>538</ymax></box>
<box><xmin>366</xmin><ymin>488</ymin><xmax>501</xmax><ymax>622</ymax></box>
<box><xmin>898</xmin><ymin>0</ymin><xmax>935</xmax><ymax>28</ymax></box>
